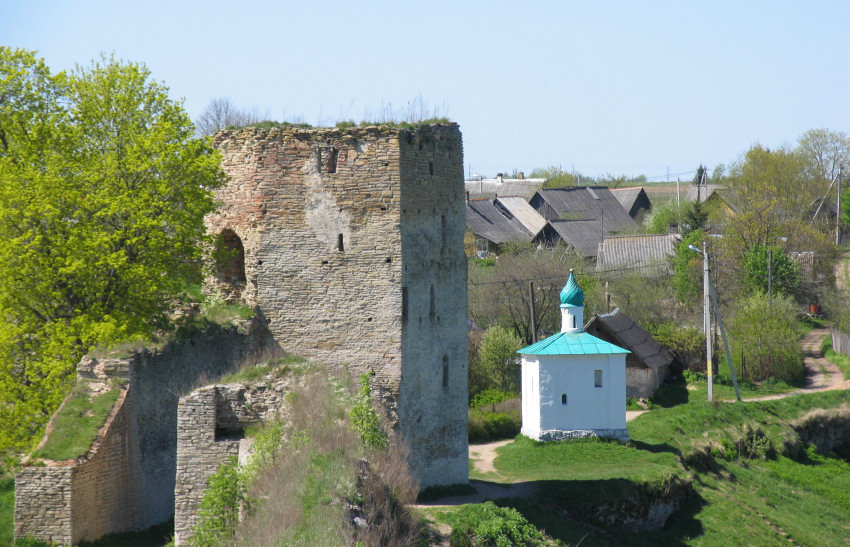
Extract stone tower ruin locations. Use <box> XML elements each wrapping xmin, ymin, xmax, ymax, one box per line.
<box><xmin>206</xmin><ymin>123</ymin><xmax>469</xmax><ymax>487</ymax></box>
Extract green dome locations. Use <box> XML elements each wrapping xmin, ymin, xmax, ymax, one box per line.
<box><xmin>560</xmin><ymin>271</ymin><xmax>584</xmax><ymax>307</ymax></box>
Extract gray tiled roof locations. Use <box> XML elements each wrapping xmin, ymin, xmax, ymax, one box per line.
<box><xmin>596</xmin><ymin>233</ymin><xmax>680</xmax><ymax>271</ymax></box>
<box><xmin>684</xmin><ymin>184</ymin><xmax>724</xmax><ymax>203</ymax></box>
<box><xmin>610</xmin><ymin>187</ymin><xmax>651</xmax><ymax>218</ymax></box>
<box><xmin>546</xmin><ymin>219</ymin><xmax>605</xmax><ymax>257</ymax></box>
<box><xmin>534</xmin><ymin>187</ymin><xmax>636</xmax><ymax>233</ymax></box>
<box><xmin>495</xmin><ymin>196</ymin><xmax>547</xmax><ymax>237</ymax></box>
<box><xmin>586</xmin><ymin>308</ymin><xmax>673</xmax><ymax>370</ymax></box>
<box><xmin>466</xmin><ymin>199</ymin><xmax>533</xmax><ymax>245</ymax></box>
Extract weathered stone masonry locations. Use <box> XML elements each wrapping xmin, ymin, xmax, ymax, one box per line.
<box><xmin>14</xmin><ymin>320</ymin><xmax>278</xmax><ymax>545</ymax></box>
<box><xmin>207</xmin><ymin>124</ymin><xmax>469</xmax><ymax>487</ymax></box>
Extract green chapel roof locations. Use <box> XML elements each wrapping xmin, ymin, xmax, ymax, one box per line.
<box><xmin>517</xmin><ymin>331</ymin><xmax>629</xmax><ymax>356</ymax></box>
<box><xmin>560</xmin><ymin>271</ymin><xmax>584</xmax><ymax>307</ymax></box>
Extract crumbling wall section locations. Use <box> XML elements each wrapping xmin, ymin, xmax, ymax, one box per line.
<box><xmin>15</xmin><ymin>318</ymin><xmax>278</xmax><ymax>545</ymax></box>
<box><xmin>174</xmin><ymin>381</ymin><xmax>289</xmax><ymax>546</ymax></box>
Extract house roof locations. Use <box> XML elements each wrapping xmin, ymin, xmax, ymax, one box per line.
<box><xmin>596</xmin><ymin>233</ymin><xmax>681</xmax><ymax>271</ymax></box>
<box><xmin>495</xmin><ymin>196</ymin><xmax>548</xmax><ymax>236</ymax></box>
<box><xmin>518</xmin><ymin>330</ymin><xmax>629</xmax><ymax>356</ymax></box>
<box><xmin>684</xmin><ymin>184</ymin><xmax>724</xmax><ymax>203</ymax></box>
<box><xmin>465</xmin><ymin>178</ymin><xmax>546</xmax><ymax>199</ymax></box>
<box><xmin>585</xmin><ymin>308</ymin><xmax>672</xmax><ymax>370</ymax></box>
<box><xmin>610</xmin><ymin>187</ymin><xmax>650</xmax><ymax>218</ymax></box>
<box><xmin>546</xmin><ymin>219</ymin><xmax>605</xmax><ymax>257</ymax></box>
<box><xmin>465</xmin><ymin>199</ymin><xmax>532</xmax><ymax>245</ymax></box>
<box><xmin>533</xmin><ymin>187</ymin><xmax>636</xmax><ymax>233</ymax></box>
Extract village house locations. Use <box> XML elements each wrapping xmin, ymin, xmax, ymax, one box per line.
<box><xmin>611</xmin><ymin>186</ymin><xmax>652</xmax><ymax>221</ymax></box>
<box><xmin>585</xmin><ymin>307</ymin><xmax>675</xmax><ymax>398</ymax></box>
<box><xmin>596</xmin><ymin>233</ymin><xmax>681</xmax><ymax>273</ymax></box>
<box><xmin>518</xmin><ymin>271</ymin><xmax>630</xmax><ymax>441</ymax></box>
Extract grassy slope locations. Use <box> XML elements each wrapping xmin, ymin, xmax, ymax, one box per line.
<box><xmin>33</xmin><ymin>382</ymin><xmax>122</xmax><ymax>461</ymax></box>
<box><xmin>439</xmin><ymin>391</ymin><xmax>850</xmax><ymax>546</ymax></box>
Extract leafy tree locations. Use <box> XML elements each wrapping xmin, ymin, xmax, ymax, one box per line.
<box><xmin>670</xmin><ymin>229</ymin><xmax>705</xmax><ymax>306</ymax></box>
<box><xmin>533</xmin><ymin>165</ymin><xmax>579</xmax><ymax>188</ymax></box>
<box><xmin>644</xmin><ymin>199</ymin><xmax>679</xmax><ymax>234</ymax></box>
<box><xmin>742</xmin><ymin>245</ymin><xmax>799</xmax><ymax>296</ymax></box>
<box><xmin>681</xmin><ymin>199</ymin><xmax>708</xmax><ymax>237</ymax></box>
<box><xmin>727</xmin><ymin>293</ymin><xmax>803</xmax><ymax>383</ymax></box>
<box><xmin>797</xmin><ymin>128</ymin><xmax>850</xmax><ymax>183</ymax></box>
<box><xmin>0</xmin><ymin>49</ymin><xmax>225</xmax><ymax>455</ymax></box>
<box><xmin>475</xmin><ymin>326</ymin><xmax>523</xmax><ymax>394</ymax></box>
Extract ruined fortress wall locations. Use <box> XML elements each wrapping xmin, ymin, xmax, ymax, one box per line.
<box><xmin>397</xmin><ymin>126</ymin><xmax>469</xmax><ymax>487</ymax></box>
<box><xmin>15</xmin><ymin>320</ymin><xmax>277</xmax><ymax>545</ymax></box>
<box><xmin>173</xmin><ymin>387</ymin><xmax>241</xmax><ymax>546</ymax></box>
<box><xmin>14</xmin><ymin>467</ymin><xmax>73</xmax><ymax>544</ymax></box>
<box><xmin>208</xmin><ymin>124</ymin><xmax>468</xmax><ymax>487</ymax></box>
<box><xmin>209</xmin><ymin>126</ymin><xmax>403</xmax><ymax>406</ymax></box>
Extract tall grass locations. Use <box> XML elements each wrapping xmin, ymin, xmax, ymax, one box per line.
<box><xmin>231</xmin><ymin>371</ymin><xmax>421</xmax><ymax>546</ymax></box>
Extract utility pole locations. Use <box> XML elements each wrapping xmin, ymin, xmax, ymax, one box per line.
<box><xmin>709</xmin><ymin>272</ymin><xmax>741</xmax><ymax>401</ymax></box>
<box><xmin>529</xmin><ymin>281</ymin><xmax>537</xmax><ymax>343</ymax></box>
<box><xmin>837</xmin><ymin>166</ymin><xmax>843</xmax><ymax>246</ymax></box>
<box><xmin>703</xmin><ymin>241</ymin><xmax>713</xmax><ymax>402</ymax></box>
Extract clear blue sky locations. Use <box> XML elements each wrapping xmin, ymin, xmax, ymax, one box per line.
<box><xmin>3</xmin><ymin>1</ymin><xmax>848</xmax><ymax>181</ymax></box>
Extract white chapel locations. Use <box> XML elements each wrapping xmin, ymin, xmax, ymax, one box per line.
<box><xmin>518</xmin><ymin>270</ymin><xmax>630</xmax><ymax>441</ymax></box>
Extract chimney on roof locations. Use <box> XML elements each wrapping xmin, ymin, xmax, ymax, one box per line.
<box><xmin>518</xmin><ymin>171</ymin><xmax>525</xmax><ymax>180</ymax></box>
<box><xmin>497</xmin><ymin>172</ymin><xmax>504</xmax><ymax>183</ymax></box>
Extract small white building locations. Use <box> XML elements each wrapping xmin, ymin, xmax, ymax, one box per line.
<box><xmin>518</xmin><ymin>271</ymin><xmax>630</xmax><ymax>441</ymax></box>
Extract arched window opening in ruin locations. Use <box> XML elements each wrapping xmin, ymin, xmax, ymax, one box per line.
<box><xmin>216</xmin><ymin>229</ymin><xmax>246</xmax><ymax>285</ymax></box>
<box><xmin>561</xmin><ymin>393</ymin><xmax>567</xmax><ymax>405</ymax></box>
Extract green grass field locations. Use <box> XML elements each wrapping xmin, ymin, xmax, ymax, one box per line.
<box><xmin>431</xmin><ymin>390</ymin><xmax>850</xmax><ymax>546</ymax></box>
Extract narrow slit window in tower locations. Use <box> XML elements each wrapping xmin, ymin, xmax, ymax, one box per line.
<box><xmin>441</xmin><ymin>215</ymin><xmax>447</xmax><ymax>251</ymax></box>
<box><xmin>337</xmin><ymin>233</ymin><xmax>344</xmax><ymax>252</ymax></box>
<box><xmin>429</xmin><ymin>284</ymin><xmax>435</xmax><ymax>320</ymax></box>
<box><xmin>442</xmin><ymin>355</ymin><xmax>449</xmax><ymax>388</ymax></box>
<box><xmin>402</xmin><ymin>287</ymin><xmax>408</xmax><ymax>323</ymax></box>
<box><xmin>561</xmin><ymin>393</ymin><xmax>567</xmax><ymax>405</ymax></box>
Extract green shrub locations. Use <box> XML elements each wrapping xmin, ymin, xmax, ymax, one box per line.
<box><xmin>474</xmin><ymin>327</ymin><xmax>523</xmax><ymax>394</ymax></box>
<box><xmin>651</xmin><ymin>322</ymin><xmax>705</xmax><ymax>372</ymax></box>
<box><xmin>728</xmin><ymin>292</ymin><xmax>803</xmax><ymax>383</ymax></box>
<box><xmin>349</xmin><ymin>372</ymin><xmax>387</xmax><ymax>449</ymax></box>
<box><xmin>191</xmin><ymin>456</ymin><xmax>245</xmax><ymax>547</ymax></box>
<box><xmin>469</xmin><ymin>398</ymin><xmax>521</xmax><ymax>443</ymax></box>
<box><xmin>446</xmin><ymin>501</ymin><xmax>549</xmax><ymax>546</ymax></box>
<box><xmin>470</xmin><ymin>388</ymin><xmax>515</xmax><ymax>409</ymax></box>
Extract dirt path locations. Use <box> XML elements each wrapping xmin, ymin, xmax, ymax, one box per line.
<box><xmin>743</xmin><ymin>327</ymin><xmax>850</xmax><ymax>402</ymax></box>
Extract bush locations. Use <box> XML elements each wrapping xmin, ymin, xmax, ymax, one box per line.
<box><xmin>468</xmin><ymin>399</ymin><xmax>521</xmax><ymax>443</ymax></box>
<box><xmin>651</xmin><ymin>322</ymin><xmax>705</xmax><ymax>372</ymax></box>
<box><xmin>191</xmin><ymin>456</ymin><xmax>245</xmax><ymax>547</ymax></box>
<box><xmin>447</xmin><ymin>501</ymin><xmax>549</xmax><ymax>546</ymax></box>
<box><xmin>728</xmin><ymin>293</ymin><xmax>803</xmax><ymax>383</ymax></box>
<box><xmin>475</xmin><ymin>327</ymin><xmax>523</xmax><ymax>394</ymax></box>
<box><xmin>470</xmin><ymin>388</ymin><xmax>515</xmax><ymax>409</ymax></box>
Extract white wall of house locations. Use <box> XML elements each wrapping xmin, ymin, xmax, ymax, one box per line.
<box><xmin>520</xmin><ymin>358</ymin><xmax>541</xmax><ymax>437</ymax></box>
<box><xmin>521</xmin><ymin>353</ymin><xmax>626</xmax><ymax>440</ymax></box>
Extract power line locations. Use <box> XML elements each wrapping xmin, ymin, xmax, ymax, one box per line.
<box><xmin>468</xmin><ymin>261</ymin><xmax>668</xmax><ymax>287</ymax></box>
